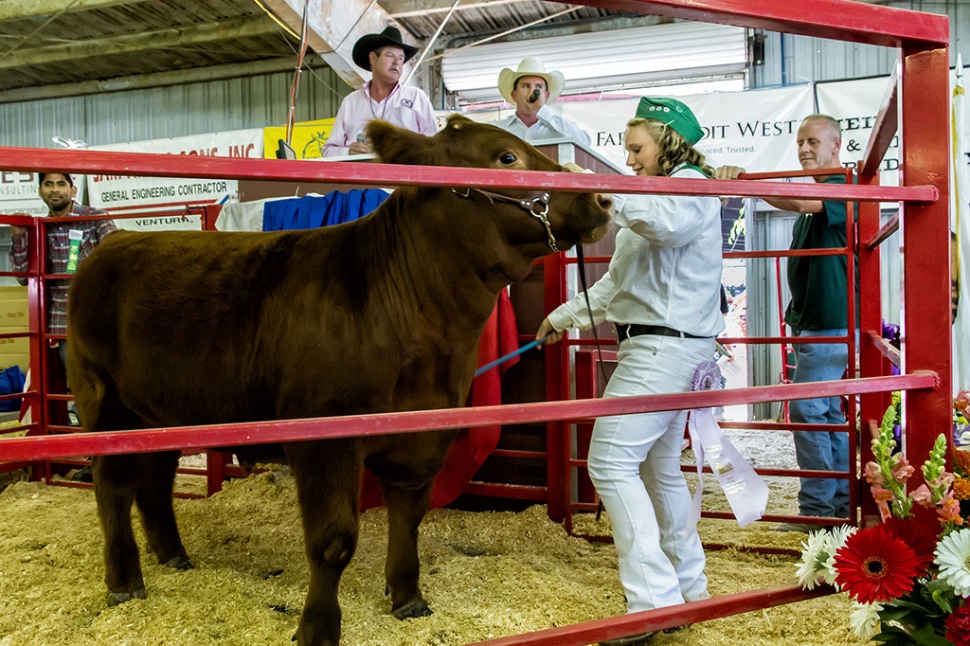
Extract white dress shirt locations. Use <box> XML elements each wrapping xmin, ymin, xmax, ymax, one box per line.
<box><xmin>323</xmin><ymin>82</ymin><xmax>438</xmax><ymax>157</ymax></box>
<box><xmin>548</xmin><ymin>165</ymin><xmax>725</xmax><ymax>338</ymax></box>
<box><xmin>493</xmin><ymin>105</ymin><xmax>592</xmax><ymax>147</ymax></box>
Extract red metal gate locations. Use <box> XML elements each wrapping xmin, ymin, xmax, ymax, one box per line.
<box><xmin>0</xmin><ymin>1</ymin><xmax>953</xmax><ymax>642</ymax></box>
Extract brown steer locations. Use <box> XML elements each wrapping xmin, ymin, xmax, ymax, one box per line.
<box><xmin>66</xmin><ymin>114</ymin><xmax>612</xmax><ymax>646</ymax></box>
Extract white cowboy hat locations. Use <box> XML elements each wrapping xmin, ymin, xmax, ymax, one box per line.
<box><xmin>497</xmin><ymin>57</ymin><xmax>565</xmax><ymax>104</ymax></box>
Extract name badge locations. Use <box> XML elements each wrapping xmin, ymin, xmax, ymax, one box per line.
<box><xmin>401</xmin><ymin>98</ymin><xmax>413</xmax><ymax>108</ymax></box>
<box><xmin>66</xmin><ymin>229</ymin><xmax>83</xmax><ymax>274</ymax></box>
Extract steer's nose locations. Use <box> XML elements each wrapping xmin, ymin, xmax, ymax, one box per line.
<box><xmin>596</xmin><ymin>193</ymin><xmax>613</xmax><ymax>211</ymax></box>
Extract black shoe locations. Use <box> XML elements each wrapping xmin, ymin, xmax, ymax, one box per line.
<box><xmin>598</xmin><ymin>631</ymin><xmax>658</xmax><ymax>646</ymax></box>
<box><xmin>70</xmin><ymin>466</ymin><xmax>93</xmax><ymax>483</ymax></box>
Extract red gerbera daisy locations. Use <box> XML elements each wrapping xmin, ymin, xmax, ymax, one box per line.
<box><xmin>832</xmin><ymin>525</ymin><xmax>920</xmax><ymax>604</ymax></box>
<box><xmin>879</xmin><ymin>515</ymin><xmax>937</xmax><ymax>576</ymax></box>
<box><xmin>947</xmin><ymin>604</ymin><xmax>970</xmax><ymax>646</ymax></box>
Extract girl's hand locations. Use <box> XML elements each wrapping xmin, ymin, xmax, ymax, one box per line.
<box><xmin>536</xmin><ymin>318</ymin><xmax>565</xmax><ymax>346</ymax></box>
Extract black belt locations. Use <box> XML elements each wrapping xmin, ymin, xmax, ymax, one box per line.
<box><xmin>615</xmin><ymin>324</ymin><xmax>711</xmax><ymax>342</ymax></box>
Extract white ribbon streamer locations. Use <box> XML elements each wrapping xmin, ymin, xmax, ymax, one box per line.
<box><xmin>688</xmin><ymin>363</ymin><xmax>769</xmax><ymax>527</ymax></box>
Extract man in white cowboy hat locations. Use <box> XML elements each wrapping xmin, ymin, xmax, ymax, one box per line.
<box><xmin>323</xmin><ymin>26</ymin><xmax>438</xmax><ymax>157</ymax></box>
<box><xmin>493</xmin><ymin>57</ymin><xmax>590</xmax><ymax>146</ymax></box>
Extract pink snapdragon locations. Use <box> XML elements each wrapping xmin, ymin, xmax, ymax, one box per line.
<box><xmin>864</xmin><ymin>461</ymin><xmax>884</xmax><ymax>486</ymax></box>
<box><xmin>938</xmin><ymin>491</ymin><xmax>964</xmax><ymax>525</ymax></box>
<box><xmin>890</xmin><ymin>458</ymin><xmax>915</xmax><ymax>483</ymax></box>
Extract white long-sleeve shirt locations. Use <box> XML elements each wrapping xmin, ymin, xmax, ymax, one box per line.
<box><xmin>492</xmin><ymin>105</ymin><xmax>591</xmax><ymax>147</ymax></box>
<box><xmin>323</xmin><ymin>82</ymin><xmax>438</xmax><ymax>157</ymax></box>
<box><xmin>548</xmin><ymin>165</ymin><xmax>725</xmax><ymax>338</ymax></box>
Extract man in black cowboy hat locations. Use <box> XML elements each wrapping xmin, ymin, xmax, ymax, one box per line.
<box><xmin>323</xmin><ymin>26</ymin><xmax>438</xmax><ymax>157</ymax></box>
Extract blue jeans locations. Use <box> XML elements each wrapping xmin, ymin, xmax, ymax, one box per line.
<box><xmin>788</xmin><ymin>328</ymin><xmax>850</xmax><ymax>518</ymax></box>
<box><xmin>57</xmin><ymin>342</ymin><xmax>77</xmax><ymax>416</ymax></box>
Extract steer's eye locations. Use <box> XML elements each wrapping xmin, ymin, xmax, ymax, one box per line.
<box><xmin>499</xmin><ymin>152</ymin><xmax>517</xmax><ymax>165</ymax></box>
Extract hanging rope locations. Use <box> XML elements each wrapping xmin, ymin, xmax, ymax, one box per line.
<box><xmin>285</xmin><ymin>0</ymin><xmax>310</xmax><ymax>145</ymax></box>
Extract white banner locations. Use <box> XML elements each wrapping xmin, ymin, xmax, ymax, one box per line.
<box><xmin>816</xmin><ymin>76</ymin><xmax>900</xmax><ymax>187</ymax></box>
<box><xmin>571</xmin><ymin>85</ymin><xmax>813</xmax><ymax>172</ymax></box>
<box><xmin>86</xmin><ymin>129</ymin><xmax>262</xmax><ymax>230</ymax></box>
<box><xmin>0</xmin><ymin>171</ymin><xmax>88</xmax><ymax>217</ymax></box>
<box><xmin>0</xmin><ymin>171</ymin><xmax>47</xmax><ymax>217</ymax></box>
<box><xmin>461</xmin><ymin>85</ymin><xmax>814</xmax><ymax>175</ymax></box>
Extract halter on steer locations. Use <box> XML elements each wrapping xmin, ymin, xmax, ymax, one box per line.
<box><xmin>453</xmin><ymin>188</ymin><xmax>558</xmax><ymax>252</ymax></box>
<box><xmin>456</xmin><ymin>185</ymin><xmax>606</xmax><ymax>387</ymax></box>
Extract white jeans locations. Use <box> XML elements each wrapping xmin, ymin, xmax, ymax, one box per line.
<box><xmin>588</xmin><ymin>333</ymin><xmax>714</xmax><ymax>613</ymax></box>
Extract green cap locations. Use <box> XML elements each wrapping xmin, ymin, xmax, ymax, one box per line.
<box><xmin>634</xmin><ymin>97</ymin><xmax>704</xmax><ymax>145</ymax></box>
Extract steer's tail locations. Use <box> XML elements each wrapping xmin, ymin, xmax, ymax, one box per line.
<box><xmin>66</xmin><ymin>340</ymin><xmax>113</xmax><ymax>433</ymax></box>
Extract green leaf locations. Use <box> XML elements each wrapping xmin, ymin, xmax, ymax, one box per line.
<box><xmin>909</xmin><ymin>620</ymin><xmax>953</xmax><ymax>646</ymax></box>
<box><xmin>879</xmin><ymin>606</ymin><xmax>915</xmax><ymax>621</ymax></box>
<box><xmin>930</xmin><ymin>588</ymin><xmax>954</xmax><ymax>615</ymax></box>
<box><xmin>924</xmin><ymin>579</ymin><xmax>957</xmax><ymax>615</ymax></box>
<box><xmin>891</xmin><ymin>599</ymin><xmax>929</xmax><ymax>611</ymax></box>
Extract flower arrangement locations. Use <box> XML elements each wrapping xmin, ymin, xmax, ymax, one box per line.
<box><xmin>953</xmin><ymin>391</ymin><xmax>970</xmax><ymax>504</ymax></box>
<box><xmin>797</xmin><ymin>398</ymin><xmax>970</xmax><ymax>645</ymax></box>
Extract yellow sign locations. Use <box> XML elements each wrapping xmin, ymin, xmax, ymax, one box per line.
<box><xmin>263</xmin><ymin>118</ymin><xmax>336</xmax><ymax>160</ymax></box>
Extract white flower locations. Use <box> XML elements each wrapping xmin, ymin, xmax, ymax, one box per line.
<box><xmin>828</xmin><ymin>524</ymin><xmax>856</xmax><ymax>547</ymax></box>
<box><xmin>820</xmin><ymin>551</ymin><xmax>840</xmax><ymax>586</ymax></box>
<box><xmin>959</xmin><ymin>429</ymin><xmax>970</xmax><ymax>446</ymax></box>
<box><xmin>820</xmin><ymin>525</ymin><xmax>856</xmax><ymax>587</ymax></box>
<box><xmin>796</xmin><ymin>529</ymin><xmax>837</xmax><ymax>589</ymax></box>
<box><xmin>849</xmin><ymin>601</ymin><xmax>883</xmax><ymax>639</ymax></box>
<box><xmin>936</xmin><ymin>527</ymin><xmax>970</xmax><ymax>596</ymax></box>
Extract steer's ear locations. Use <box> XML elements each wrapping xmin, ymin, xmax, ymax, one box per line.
<box><xmin>368</xmin><ymin>120</ymin><xmax>434</xmax><ymax>165</ymax></box>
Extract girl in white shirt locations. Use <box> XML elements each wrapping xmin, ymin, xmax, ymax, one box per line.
<box><xmin>537</xmin><ymin>97</ymin><xmax>723</xmax><ymax>646</ymax></box>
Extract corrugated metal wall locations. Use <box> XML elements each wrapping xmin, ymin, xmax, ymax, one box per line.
<box><xmin>0</xmin><ymin>66</ymin><xmax>351</xmax><ymax>148</ymax></box>
<box><xmin>0</xmin><ymin>66</ymin><xmax>351</xmax><ymax>286</ymax></box>
<box><xmin>754</xmin><ymin>0</ymin><xmax>967</xmax><ymax>88</ymax></box>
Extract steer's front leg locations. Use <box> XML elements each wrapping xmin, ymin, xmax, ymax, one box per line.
<box><xmin>286</xmin><ymin>440</ymin><xmax>361</xmax><ymax>646</ymax></box>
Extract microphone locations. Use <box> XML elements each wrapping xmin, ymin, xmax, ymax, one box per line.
<box><xmin>528</xmin><ymin>88</ymin><xmax>541</xmax><ymax>104</ymax></box>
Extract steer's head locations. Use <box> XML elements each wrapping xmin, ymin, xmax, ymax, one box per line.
<box><xmin>368</xmin><ymin>115</ymin><xmax>612</xmax><ymax>254</ymax></box>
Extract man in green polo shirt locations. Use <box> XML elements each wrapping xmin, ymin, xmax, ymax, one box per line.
<box><xmin>715</xmin><ymin>114</ymin><xmax>851</xmax><ymax>532</ymax></box>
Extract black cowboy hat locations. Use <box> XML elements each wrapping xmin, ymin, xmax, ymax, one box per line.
<box><xmin>352</xmin><ymin>26</ymin><xmax>419</xmax><ymax>71</ymax></box>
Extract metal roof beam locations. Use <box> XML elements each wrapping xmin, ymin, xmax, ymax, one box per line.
<box><xmin>384</xmin><ymin>0</ymin><xmax>532</xmax><ymax>19</ymax></box>
<box><xmin>0</xmin><ymin>0</ymin><xmax>136</xmax><ymax>22</ymax></box>
<box><xmin>260</xmin><ymin>0</ymin><xmax>401</xmax><ymax>89</ymax></box>
<box><xmin>0</xmin><ymin>56</ymin><xmax>329</xmax><ymax>105</ymax></box>
<box><xmin>0</xmin><ymin>16</ymin><xmax>282</xmax><ymax>70</ymax></box>
<box><xmin>558</xmin><ymin>0</ymin><xmax>949</xmax><ymax>47</ymax></box>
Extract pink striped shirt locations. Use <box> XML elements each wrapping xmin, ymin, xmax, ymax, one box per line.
<box><xmin>323</xmin><ymin>82</ymin><xmax>438</xmax><ymax>157</ymax></box>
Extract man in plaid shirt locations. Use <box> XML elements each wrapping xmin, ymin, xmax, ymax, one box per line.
<box><xmin>9</xmin><ymin>172</ymin><xmax>117</xmax><ymax>374</ymax></box>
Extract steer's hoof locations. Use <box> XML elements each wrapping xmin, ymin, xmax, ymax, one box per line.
<box><xmin>392</xmin><ymin>598</ymin><xmax>432</xmax><ymax>620</ymax></box>
<box><xmin>162</xmin><ymin>554</ymin><xmax>193</xmax><ymax>570</ymax></box>
<box><xmin>106</xmin><ymin>587</ymin><xmax>146</xmax><ymax>606</ymax></box>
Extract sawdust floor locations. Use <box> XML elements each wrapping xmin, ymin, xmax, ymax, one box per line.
<box><xmin>0</xmin><ymin>428</ymin><xmax>865</xmax><ymax>646</ymax></box>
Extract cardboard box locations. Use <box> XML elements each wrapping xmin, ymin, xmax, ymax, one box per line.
<box><xmin>0</xmin><ymin>286</ymin><xmax>31</xmax><ymax>371</ymax></box>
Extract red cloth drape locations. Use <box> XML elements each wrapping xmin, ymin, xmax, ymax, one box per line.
<box><xmin>359</xmin><ymin>290</ymin><xmax>519</xmax><ymax>511</ymax></box>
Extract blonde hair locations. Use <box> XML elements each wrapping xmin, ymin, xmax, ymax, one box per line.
<box><xmin>626</xmin><ymin>117</ymin><xmax>714</xmax><ymax>177</ymax></box>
